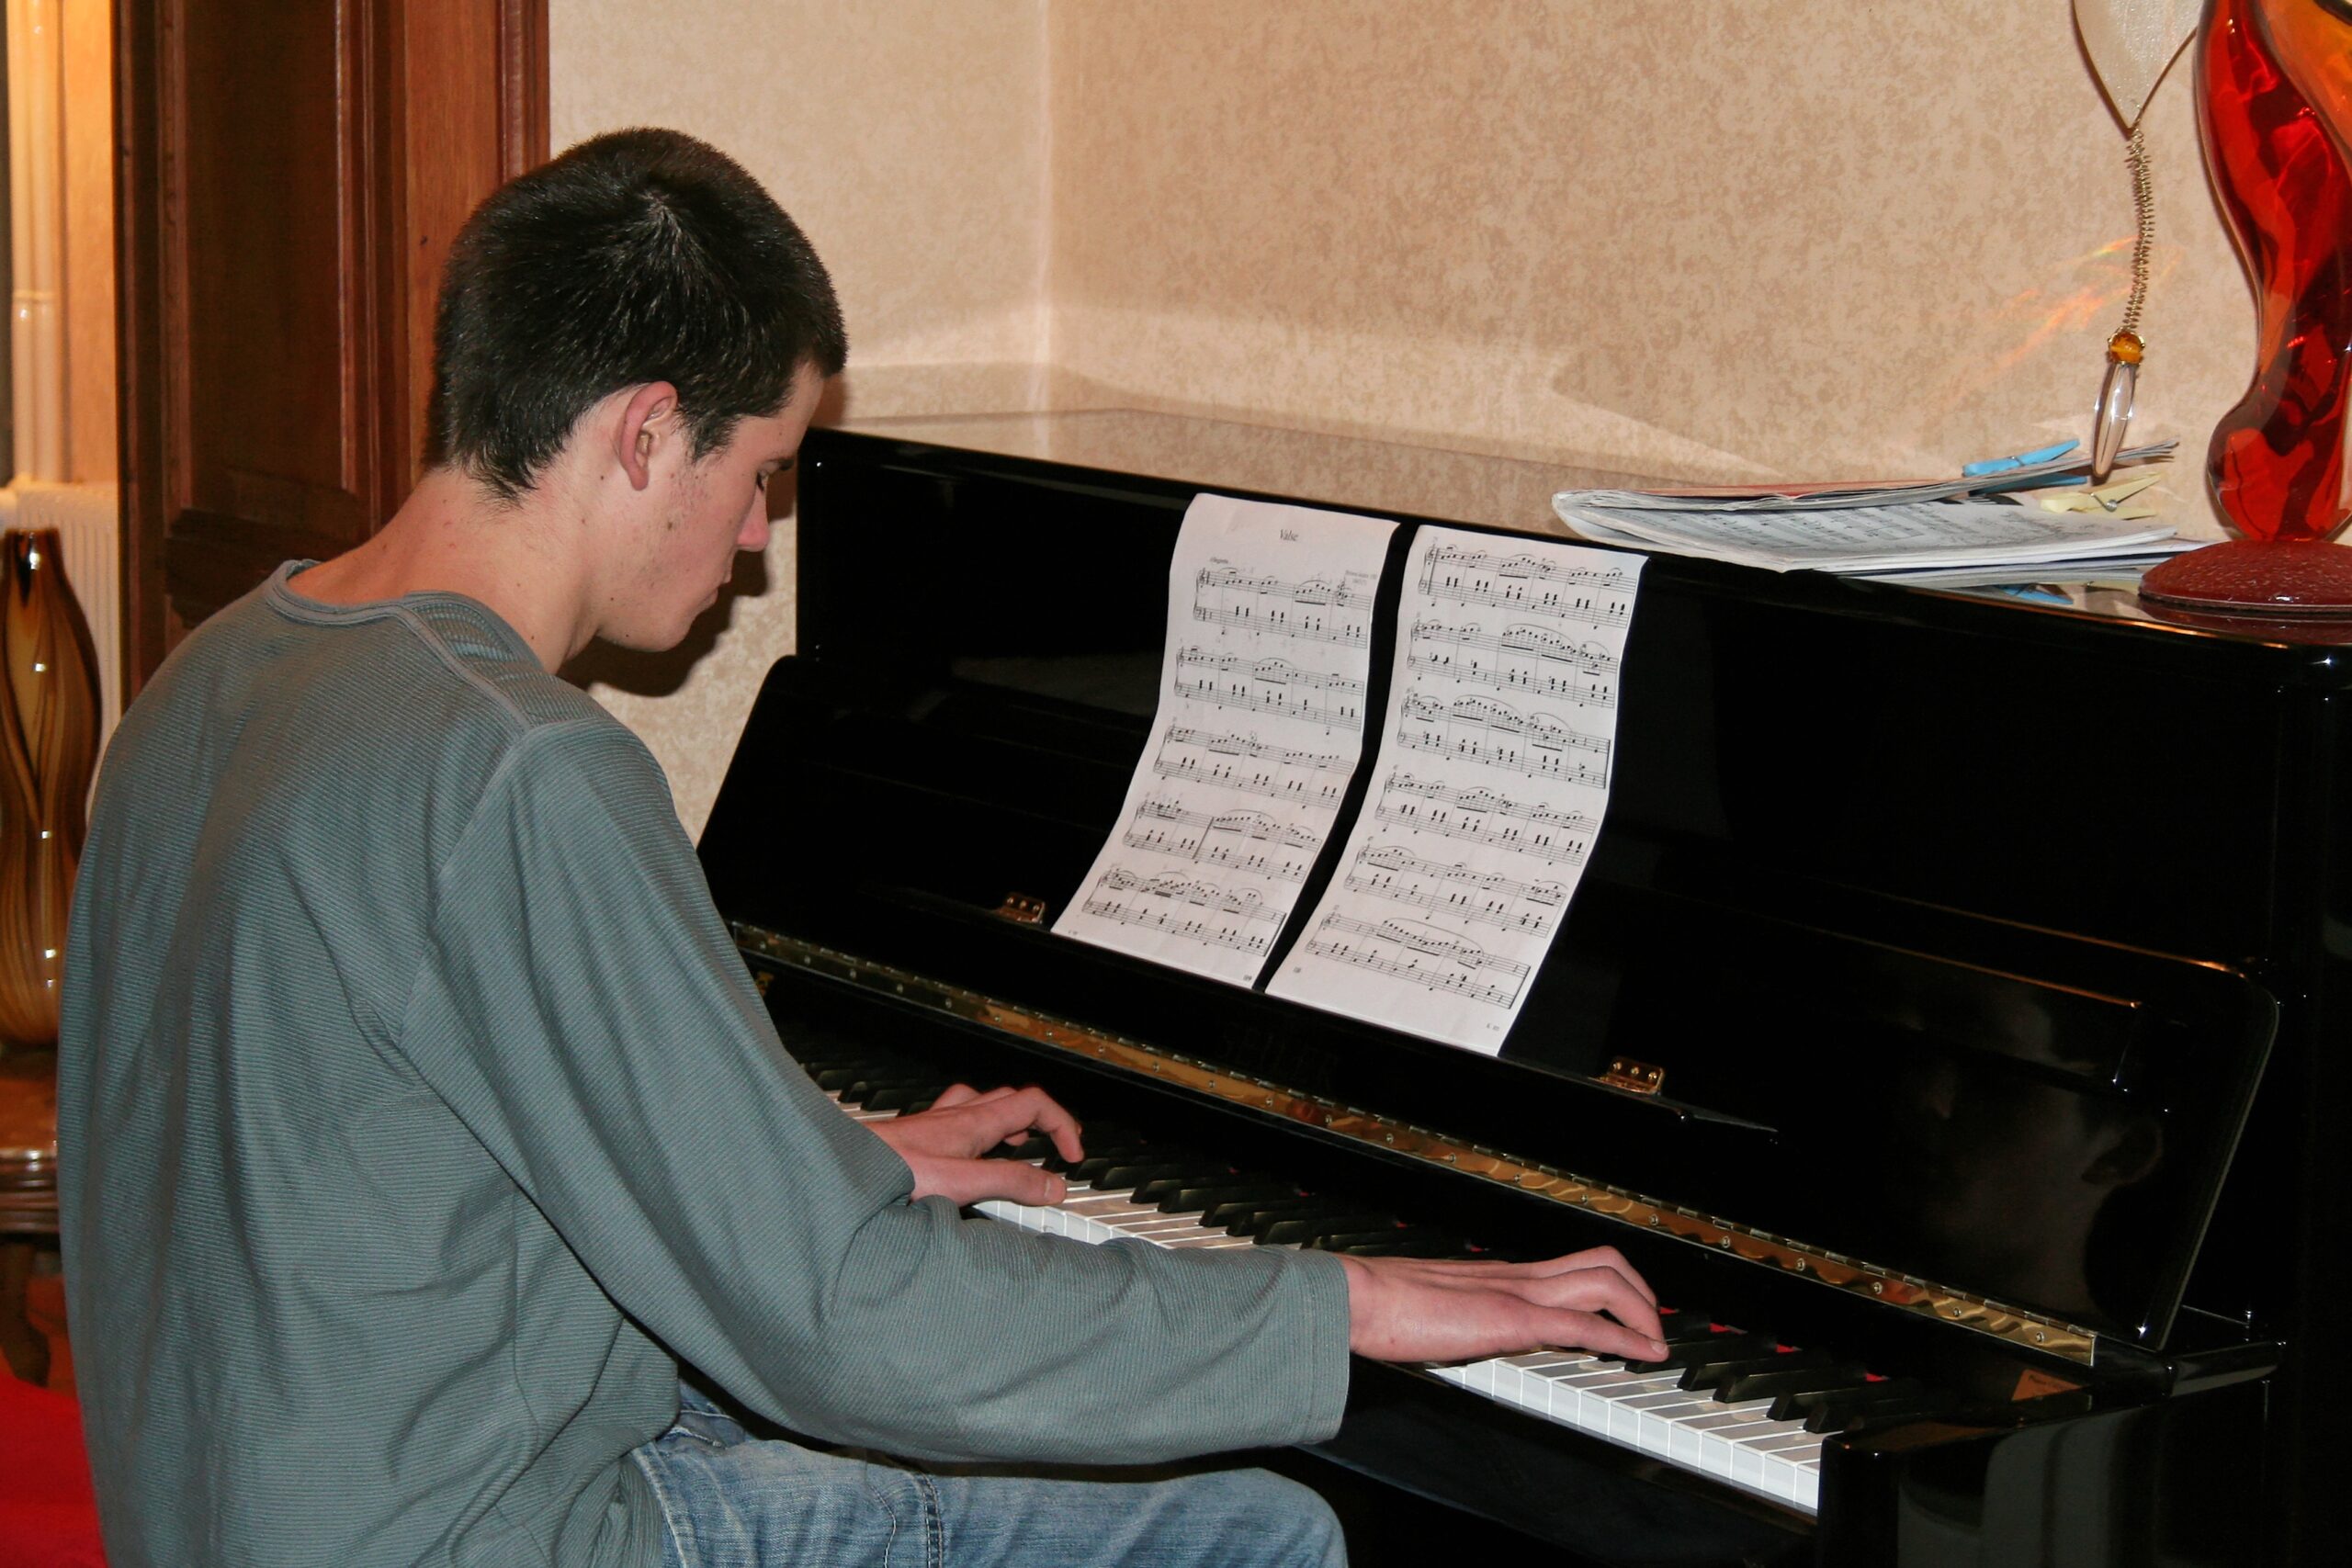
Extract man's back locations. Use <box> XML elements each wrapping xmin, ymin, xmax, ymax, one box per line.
<box><xmin>57</xmin><ymin>565</ymin><xmax>1352</xmax><ymax>1568</ymax></box>
<box><xmin>58</xmin><ymin>570</ymin><xmax>673</xmax><ymax>1566</ymax></box>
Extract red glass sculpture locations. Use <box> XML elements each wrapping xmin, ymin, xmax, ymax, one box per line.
<box><xmin>2142</xmin><ymin>0</ymin><xmax>2352</xmax><ymax>610</ymax></box>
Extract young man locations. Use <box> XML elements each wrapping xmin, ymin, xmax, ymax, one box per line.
<box><xmin>58</xmin><ymin>129</ymin><xmax>1664</xmax><ymax>1568</ymax></box>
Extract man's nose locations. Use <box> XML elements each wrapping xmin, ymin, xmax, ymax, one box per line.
<box><xmin>738</xmin><ymin>498</ymin><xmax>771</xmax><ymax>552</ymax></box>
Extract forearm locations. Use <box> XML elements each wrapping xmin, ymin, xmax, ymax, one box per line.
<box><xmin>725</xmin><ymin>1200</ymin><xmax>1353</xmax><ymax>1465</ymax></box>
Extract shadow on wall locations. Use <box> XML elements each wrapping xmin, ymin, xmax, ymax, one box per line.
<box><xmin>560</xmin><ymin>472</ymin><xmax>789</xmax><ymax>699</ymax></box>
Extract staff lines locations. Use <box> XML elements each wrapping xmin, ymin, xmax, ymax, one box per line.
<box><xmin>1342</xmin><ymin>844</ymin><xmax>1566</xmax><ymax>936</ymax></box>
<box><xmin>1301</xmin><ymin>912</ymin><xmax>1531</xmax><ymax>1012</ymax></box>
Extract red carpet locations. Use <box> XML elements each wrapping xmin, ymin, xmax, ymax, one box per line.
<box><xmin>0</xmin><ymin>1373</ymin><xmax>103</xmax><ymax>1567</ymax></box>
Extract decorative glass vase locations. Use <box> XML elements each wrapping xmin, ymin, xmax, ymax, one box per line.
<box><xmin>0</xmin><ymin>529</ymin><xmax>99</xmax><ymax>1048</ymax></box>
<box><xmin>2146</xmin><ymin>0</ymin><xmax>2352</xmax><ymax>608</ymax></box>
<box><xmin>2201</xmin><ymin>0</ymin><xmax>2352</xmax><ymax>540</ymax></box>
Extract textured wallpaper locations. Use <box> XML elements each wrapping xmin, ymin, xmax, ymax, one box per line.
<box><xmin>1048</xmin><ymin>1</ymin><xmax>2242</xmax><ymax>502</ymax></box>
<box><xmin>551</xmin><ymin>0</ymin><xmax>1052</xmax><ymax>829</ymax></box>
<box><xmin>553</xmin><ymin>0</ymin><xmax>2252</xmax><ymax>834</ymax></box>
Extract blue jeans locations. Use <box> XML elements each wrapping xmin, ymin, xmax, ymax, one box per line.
<box><xmin>631</xmin><ymin>1385</ymin><xmax>1346</xmax><ymax>1568</ymax></box>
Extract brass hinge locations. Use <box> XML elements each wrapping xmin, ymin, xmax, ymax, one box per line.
<box><xmin>1600</xmin><ymin>1056</ymin><xmax>1665</xmax><ymax>1095</ymax></box>
<box><xmin>993</xmin><ymin>892</ymin><xmax>1050</xmax><ymax>926</ymax></box>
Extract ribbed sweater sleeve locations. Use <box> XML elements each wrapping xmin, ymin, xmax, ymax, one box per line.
<box><xmin>395</xmin><ymin>717</ymin><xmax>1352</xmax><ymax>1464</ymax></box>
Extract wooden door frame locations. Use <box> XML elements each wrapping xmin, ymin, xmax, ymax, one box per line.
<box><xmin>113</xmin><ymin>0</ymin><xmax>549</xmax><ymax>689</ymax></box>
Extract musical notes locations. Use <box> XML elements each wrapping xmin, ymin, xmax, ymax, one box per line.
<box><xmin>1193</xmin><ymin>567</ymin><xmax>1371</xmax><ymax>646</ymax></box>
<box><xmin>1395</xmin><ymin>692</ymin><xmax>1611</xmax><ymax>787</ymax></box>
<box><xmin>1054</xmin><ymin>494</ymin><xmax>1396</xmax><ymax>987</ymax></box>
<box><xmin>1406</xmin><ymin>618</ymin><xmax>1618</xmax><ymax>709</ymax></box>
<box><xmin>1418</xmin><ymin>543</ymin><xmax>1635</xmax><ymax>630</ymax></box>
<box><xmin>1150</xmin><ymin>728</ymin><xmax>1355</xmax><ymax>809</ymax></box>
<box><xmin>1271</xmin><ymin>526</ymin><xmax>1644</xmax><ymax>1052</ymax></box>
<box><xmin>1342</xmin><ymin>844</ymin><xmax>1566</xmax><ymax>935</ymax></box>
<box><xmin>1299</xmin><ymin>913</ymin><xmax>1532</xmax><ymax>1012</ymax></box>
<box><xmin>1121</xmin><ymin>795</ymin><xmax>1322</xmax><ymax>881</ymax></box>
<box><xmin>1172</xmin><ymin>649</ymin><xmax>1365</xmax><ymax>731</ymax></box>
<box><xmin>1373</xmin><ymin>773</ymin><xmax>1595</xmax><ymax>866</ymax></box>
<box><xmin>1080</xmin><ymin>867</ymin><xmax>1286</xmax><ymax>956</ymax></box>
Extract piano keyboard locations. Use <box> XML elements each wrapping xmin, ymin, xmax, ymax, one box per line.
<box><xmin>969</xmin><ymin>1188</ymin><xmax>1824</xmax><ymax>1514</ymax></box>
<box><xmin>810</xmin><ymin>1061</ymin><xmax>1952</xmax><ymax>1516</ymax></box>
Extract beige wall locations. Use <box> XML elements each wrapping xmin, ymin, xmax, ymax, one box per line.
<box><xmin>553</xmin><ymin>0</ymin><xmax>1051</xmax><ymax>828</ymax></box>
<box><xmin>64</xmin><ymin>0</ymin><xmax>116</xmax><ymax>484</ymax></box>
<box><xmin>1046</xmin><ymin>2</ymin><xmax>2242</xmax><ymax>496</ymax></box>
<box><xmin>554</xmin><ymin>0</ymin><xmax>2249</xmax><ymax>833</ymax></box>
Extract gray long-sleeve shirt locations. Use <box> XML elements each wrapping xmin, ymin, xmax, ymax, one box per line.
<box><xmin>57</xmin><ymin>565</ymin><xmax>1350</xmax><ymax>1568</ymax></box>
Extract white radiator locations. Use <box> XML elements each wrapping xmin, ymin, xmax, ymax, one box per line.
<box><xmin>0</xmin><ymin>480</ymin><xmax>123</xmax><ymax>746</ymax></box>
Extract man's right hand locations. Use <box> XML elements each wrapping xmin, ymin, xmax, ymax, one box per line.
<box><xmin>867</xmin><ymin>1083</ymin><xmax>1084</xmax><ymax>1209</ymax></box>
<box><xmin>1337</xmin><ymin>1247</ymin><xmax>1668</xmax><ymax>1365</ymax></box>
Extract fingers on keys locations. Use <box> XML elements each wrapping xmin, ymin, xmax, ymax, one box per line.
<box><xmin>1340</xmin><ymin>1253</ymin><xmax>1669</xmax><ymax>1363</ymax></box>
<box><xmin>976</xmin><ymin>1085</ymin><xmax>1084</xmax><ymax>1163</ymax></box>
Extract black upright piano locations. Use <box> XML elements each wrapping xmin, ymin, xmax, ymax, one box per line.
<box><xmin>699</xmin><ymin>411</ymin><xmax>2350</xmax><ymax>1566</ymax></box>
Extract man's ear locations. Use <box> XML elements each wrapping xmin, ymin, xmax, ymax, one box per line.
<box><xmin>613</xmin><ymin>382</ymin><xmax>682</xmax><ymax>491</ymax></box>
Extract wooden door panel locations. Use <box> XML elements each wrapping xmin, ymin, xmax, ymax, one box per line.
<box><xmin>119</xmin><ymin>0</ymin><xmax>548</xmax><ymax>681</ymax></box>
<box><xmin>175</xmin><ymin>0</ymin><xmax>372</xmax><ymax>539</ymax></box>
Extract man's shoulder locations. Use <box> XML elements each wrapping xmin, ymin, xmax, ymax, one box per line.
<box><xmin>158</xmin><ymin>568</ymin><xmax>614</xmax><ymax>735</ymax></box>
<box><xmin>115</xmin><ymin>571</ymin><xmax>656</xmax><ymax>838</ymax></box>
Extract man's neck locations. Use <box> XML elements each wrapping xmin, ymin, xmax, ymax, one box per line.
<box><xmin>295</xmin><ymin>467</ymin><xmax>594</xmax><ymax>672</ymax></box>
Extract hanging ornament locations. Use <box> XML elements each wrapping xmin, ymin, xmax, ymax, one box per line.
<box><xmin>2074</xmin><ymin>2</ymin><xmax>2199</xmax><ymax>479</ymax></box>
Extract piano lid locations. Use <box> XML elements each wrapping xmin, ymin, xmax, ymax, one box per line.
<box><xmin>828</xmin><ymin>406</ymin><xmax>2352</xmax><ymax>654</ymax></box>
<box><xmin>830</xmin><ymin>409</ymin><xmax>1667</xmax><ymax>540</ymax></box>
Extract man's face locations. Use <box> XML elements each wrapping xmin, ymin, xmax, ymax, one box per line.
<box><xmin>600</xmin><ymin>363</ymin><xmax>824</xmax><ymax>651</ymax></box>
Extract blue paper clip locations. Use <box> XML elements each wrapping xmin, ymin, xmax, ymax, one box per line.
<box><xmin>1962</xmin><ymin>440</ymin><xmax>2079</xmax><ymax>478</ymax></box>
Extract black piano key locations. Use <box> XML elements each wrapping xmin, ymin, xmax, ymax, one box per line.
<box><xmin>1303</xmin><ymin>1228</ymin><xmax>1409</xmax><ymax>1251</ymax></box>
<box><xmin>1091</xmin><ymin>1161</ymin><xmax>1200</xmax><ymax>1193</ymax></box>
<box><xmin>1619</xmin><ymin>1331</ymin><xmax>1773</xmax><ymax>1374</ymax></box>
<box><xmin>1128</xmin><ymin>1171</ymin><xmax>1240</xmax><ymax>1206</ymax></box>
<box><xmin>1775</xmin><ymin>1376</ymin><xmax>1924</xmax><ymax>1423</ymax></box>
<box><xmin>1259</xmin><ymin>1213</ymin><xmax>1397</xmax><ymax>1247</ymax></box>
<box><xmin>1653</xmin><ymin>1311</ymin><xmax>1732</xmax><ymax>1346</ymax></box>
<box><xmin>1675</xmin><ymin>1348</ymin><xmax>1830</xmax><ymax>1393</ymax></box>
<box><xmin>841</xmin><ymin>1077</ymin><xmax>937</xmax><ymax>1106</ymax></box>
<box><xmin>1330</xmin><ymin>1234</ymin><xmax>1474</xmax><ymax>1258</ymax></box>
<box><xmin>1715</xmin><ymin>1360</ymin><xmax>1870</xmax><ymax>1404</ymax></box>
<box><xmin>1798</xmin><ymin>1379</ymin><xmax>1938</xmax><ymax>1433</ymax></box>
<box><xmin>1833</xmin><ymin>1393</ymin><xmax>1963</xmax><ymax>1438</ymax></box>
<box><xmin>1307</xmin><ymin>1227</ymin><xmax>1466</xmax><ymax>1257</ymax></box>
<box><xmin>1035</xmin><ymin>1124</ymin><xmax>1148</xmax><ymax>1173</ymax></box>
<box><xmin>1065</xmin><ymin>1145</ymin><xmax>1158</xmax><ymax>1183</ymax></box>
<box><xmin>859</xmin><ymin>1083</ymin><xmax>942</xmax><ymax>1112</ymax></box>
<box><xmin>1151</xmin><ymin>1179</ymin><xmax>1295</xmax><ymax>1214</ymax></box>
<box><xmin>1203</xmin><ymin>1194</ymin><xmax>1328</xmax><ymax>1231</ymax></box>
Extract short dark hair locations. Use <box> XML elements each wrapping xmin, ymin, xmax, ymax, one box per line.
<box><xmin>424</xmin><ymin>128</ymin><xmax>847</xmax><ymax>499</ymax></box>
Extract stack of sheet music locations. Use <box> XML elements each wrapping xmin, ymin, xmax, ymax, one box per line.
<box><xmin>1551</xmin><ymin>496</ymin><xmax>2197</xmax><ymax>579</ymax></box>
<box><xmin>1552</xmin><ymin>441</ymin><xmax>2199</xmax><ymax>582</ymax></box>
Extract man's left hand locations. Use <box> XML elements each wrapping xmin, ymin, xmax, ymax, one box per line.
<box><xmin>867</xmin><ymin>1084</ymin><xmax>1085</xmax><ymax>1207</ymax></box>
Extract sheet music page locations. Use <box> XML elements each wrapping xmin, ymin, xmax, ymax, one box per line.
<box><xmin>1052</xmin><ymin>493</ymin><xmax>1396</xmax><ymax>986</ymax></box>
<box><xmin>1268</xmin><ymin>527</ymin><xmax>1643</xmax><ymax>1053</ymax></box>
